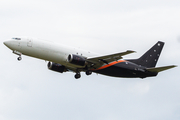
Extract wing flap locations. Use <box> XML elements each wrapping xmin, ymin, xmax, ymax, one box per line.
<box><xmin>146</xmin><ymin>65</ymin><xmax>177</xmax><ymax>73</ymax></box>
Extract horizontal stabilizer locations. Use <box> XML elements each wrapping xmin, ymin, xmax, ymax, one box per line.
<box><xmin>146</xmin><ymin>65</ymin><xmax>177</xmax><ymax>73</ymax></box>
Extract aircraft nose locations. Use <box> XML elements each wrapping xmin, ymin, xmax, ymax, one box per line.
<box><xmin>3</xmin><ymin>41</ymin><xmax>12</xmax><ymax>48</ymax></box>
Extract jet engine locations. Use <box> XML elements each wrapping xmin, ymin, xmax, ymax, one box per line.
<box><xmin>67</xmin><ymin>54</ymin><xmax>87</xmax><ymax>66</ymax></box>
<box><xmin>47</xmin><ymin>62</ymin><xmax>66</xmax><ymax>73</ymax></box>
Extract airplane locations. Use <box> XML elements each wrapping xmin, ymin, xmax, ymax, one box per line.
<box><xmin>3</xmin><ymin>37</ymin><xmax>176</xmax><ymax>79</ymax></box>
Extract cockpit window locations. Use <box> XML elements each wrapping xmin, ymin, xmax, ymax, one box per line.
<box><xmin>12</xmin><ymin>38</ymin><xmax>21</xmax><ymax>40</ymax></box>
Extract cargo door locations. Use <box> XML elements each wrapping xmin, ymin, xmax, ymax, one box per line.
<box><xmin>27</xmin><ymin>38</ymin><xmax>33</xmax><ymax>47</ymax></box>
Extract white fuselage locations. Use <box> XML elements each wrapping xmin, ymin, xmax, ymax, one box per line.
<box><xmin>4</xmin><ymin>37</ymin><xmax>98</xmax><ymax>71</ymax></box>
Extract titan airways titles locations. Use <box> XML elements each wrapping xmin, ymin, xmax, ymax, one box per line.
<box><xmin>4</xmin><ymin>37</ymin><xmax>176</xmax><ymax>79</ymax></box>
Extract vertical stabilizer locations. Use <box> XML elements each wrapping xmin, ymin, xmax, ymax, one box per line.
<box><xmin>129</xmin><ymin>41</ymin><xmax>164</xmax><ymax>68</ymax></box>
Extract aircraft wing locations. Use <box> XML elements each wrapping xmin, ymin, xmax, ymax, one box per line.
<box><xmin>87</xmin><ymin>50</ymin><xmax>135</xmax><ymax>69</ymax></box>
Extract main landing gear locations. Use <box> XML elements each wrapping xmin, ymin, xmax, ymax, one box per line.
<box><xmin>74</xmin><ymin>70</ymin><xmax>92</xmax><ymax>79</ymax></box>
<box><xmin>86</xmin><ymin>70</ymin><xmax>92</xmax><ymax>75</ymax></box>
<box><xmin>75</xmin><ymin>73</ymin><xmax>81</xmax><ymax>79</ymax></box>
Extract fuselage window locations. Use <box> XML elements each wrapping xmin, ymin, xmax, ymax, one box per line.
<box><xmin>12</xmin><ymin>38</ymin><xmax>21</xmax><ymax>40</ymax></box>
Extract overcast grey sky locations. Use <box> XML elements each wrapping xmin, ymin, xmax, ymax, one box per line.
<box><xmin>1</xmin><ymin>0</ymin><xmax>180</xmax><ymax>120</ymax></box>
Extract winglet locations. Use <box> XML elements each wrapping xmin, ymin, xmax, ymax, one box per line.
<box><xmin>126</xmin><ymin>50</ymin><xmax>136</xmax><ymax>54</ymax></box>
<box><xmin>146</xmin><ymin>65</ymin><xmax>177</xmax><ymax>73</ymax></box>
<box><xmin>115</xmin><ymin>50</ymin><xmax>136</xmax><ymax>58</ymax></box>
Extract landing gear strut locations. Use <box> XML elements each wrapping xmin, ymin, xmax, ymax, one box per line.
<box><xmin>75</xmin><ymin>73</ymin><xmax>81</xmax><ymax>79</ymax></box>
<box><xmin>13</xmin><ymin>50</ymin><xmax>22</xmax><ymax>61</ymax></box>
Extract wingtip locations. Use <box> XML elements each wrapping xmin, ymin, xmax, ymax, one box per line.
<box><xmin>127</xmin><ymin>50</ymin><xmax>136</xmax><ymax>53</ymax></box>
<box><xmin>172</xmin><ymin>65</ymin><xmax>178</xmax><ymax>68</ymax></box>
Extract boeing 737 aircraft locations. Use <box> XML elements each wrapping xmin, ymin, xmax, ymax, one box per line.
<box><xmin>4</xmin><ymin>37</ymin><xmax>176</xmax><ymax>79</ymax></box>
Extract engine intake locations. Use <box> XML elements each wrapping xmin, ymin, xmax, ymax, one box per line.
<box><xmin>68</xmin><ymin>54</ymin><xmax>86</xmax><ymax>66</ymax></box>
<box><xmin>47</xmin><ymin>62</ymin><xmax>65</xmax><ymax>73</ymax></box>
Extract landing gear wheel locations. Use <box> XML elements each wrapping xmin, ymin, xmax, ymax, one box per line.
<box><xmin>86</xmin><ymin>70</ymin><xmax>92</xmax><ymax>75</ymax></box>
<box><xmin>17</xmin><ymin>57</ymin><xmax>22</xmax><ymax>61</ymax></box>
<box><xmin>75</xmin><ymin>73</ymin><xmax>81</xmax><ymax>79</ymax></box>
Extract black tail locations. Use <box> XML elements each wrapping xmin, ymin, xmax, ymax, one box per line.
<box><xmin>129</xmin><ymin>41</ymin><xmax>164</xmax><ymax>68</ymax></box>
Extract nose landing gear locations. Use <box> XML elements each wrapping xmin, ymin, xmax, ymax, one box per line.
<box><xmin>13</xmin><ymin>50</ymin><xmax>22</xmax><ymax>61</ymax></box>
<box><xmin>17</xmin><ymin>56</ymin><xmax>22</xmax><ymax>61</ymax></box>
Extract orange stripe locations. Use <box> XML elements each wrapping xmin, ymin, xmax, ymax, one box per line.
<box><xmin>93</xmin><ymin>60</ymin><xmax>126</xmax><ymax>71</ymax></box>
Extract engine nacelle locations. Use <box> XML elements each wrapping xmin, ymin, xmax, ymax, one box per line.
<box><xmin>67</xmin><ymin>54</ymin><xmax>86</xmax><ymax>66</ymax></box>
<box><xmin>47</xmin><ymin>62</ymin><xmax>65</xmax><ymax>73</ymax></box>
